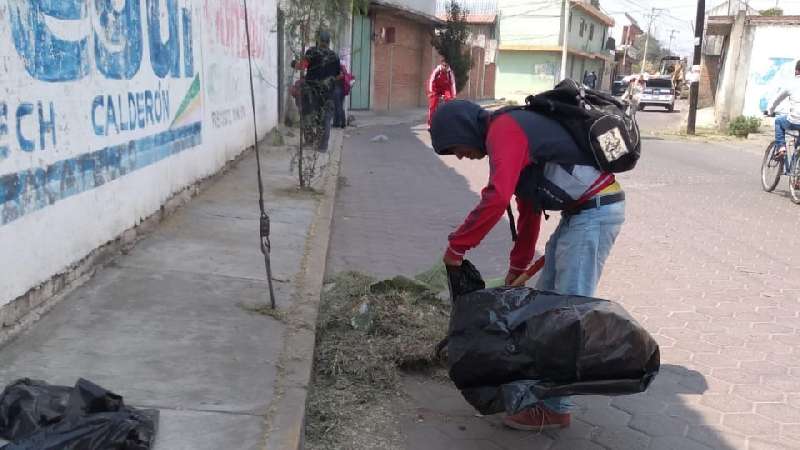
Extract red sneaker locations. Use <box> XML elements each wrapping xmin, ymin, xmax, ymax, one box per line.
<box><xmin>502</xmin><ymin>404</ymin><xmax>571</xmax><ymax>431</ymax></box>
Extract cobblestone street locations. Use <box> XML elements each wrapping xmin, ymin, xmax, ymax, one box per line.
<box><xmin>327</xmin><ymin>117</ymin><xmax>800</xmax><ymax>450</ymax></box>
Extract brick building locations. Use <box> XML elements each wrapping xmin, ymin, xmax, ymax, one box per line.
<box><xmin>349</xmin><ymin>1</ymin><xmax>442</xmax><ymax>111</ymax></box>
<box><xmin>436</xmin><ymin>0</ymin><xmax>499</xmax><ymax>101</ymax></box>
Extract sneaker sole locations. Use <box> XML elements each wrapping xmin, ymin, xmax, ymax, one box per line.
<box><xmin>502</xmin><ymin>417</ymin><xmax>569</xmax><ymax>431</ymax></box>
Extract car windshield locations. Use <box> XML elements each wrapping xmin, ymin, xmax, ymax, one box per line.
<box><xmin>647</xmin><ymin>79</ymin><xmax>673</xmax><ymax>89</ymax></box>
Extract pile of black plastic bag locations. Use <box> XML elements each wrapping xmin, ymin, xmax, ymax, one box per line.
<box><xmin>445</xmin><ymin>261</ymin><xmax>660</xmax><ymax>415</ymax></box>
<box><xmin>0</xmin><ymin>378</ymin><xmax>157</xmax><ymax>450</ymax></box>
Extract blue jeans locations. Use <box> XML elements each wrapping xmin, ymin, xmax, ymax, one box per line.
<box><xmin>776</xmin><ymin>115</ymin><xmax>800</xmax><ymax>150</ymax></box>
<box><xmin>535</xmin><ymin>200</ymin><xmax>626</xmax><ymax>414</ymax></box>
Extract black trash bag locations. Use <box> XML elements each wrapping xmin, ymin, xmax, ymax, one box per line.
<box><xmin>0</xmin><ymin>378</ymin><xmax>158</xmax><ymax>450</ymax></box>
<box><xmin>446</xmin><ymin>269</ymin><xmax>660</xmax><ymax>416</ymax></box>
<box><xmin>445</xmin><ymin>259</ymin><xmax>485</xmax><ymax>301</ymax></box>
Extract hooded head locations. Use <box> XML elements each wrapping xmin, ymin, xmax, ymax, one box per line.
<box><xmin>319</xmin><ymin>30</ymin><xmax>331</xmax><ymax>48</ymax></box>
<box><xmin>430</xmin><ymin>100</ymin><xmax>490</xmax><ymax>159</ymax></box>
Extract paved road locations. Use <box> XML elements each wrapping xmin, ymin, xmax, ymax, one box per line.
<box><xmin>637</xmin><ymin>100</ymin><xmax>687</xmax><ymax>134</ymax></box>
<box><xmin>327</xmin><ymin>117</ymin><xmax>800</xmax><ymax>450</ymax></box>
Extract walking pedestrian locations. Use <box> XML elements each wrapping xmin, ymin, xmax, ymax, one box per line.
<box><xmin>431</xmin><ymin>100</ymin><xmax>625</xmax><ymax>430</ymax></box>
<box><xmin>427</xmin><ymin>59</ymin><xmax>457</xmax><ymax>128</ymax></box>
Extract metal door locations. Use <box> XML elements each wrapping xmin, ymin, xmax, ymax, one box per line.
<box><xmin>350</xmin><ymin>14</ymin><xmax>372</xmax><ymax>110</ymax></box>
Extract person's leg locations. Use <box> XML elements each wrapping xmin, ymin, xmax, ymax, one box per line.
<box><xmin>427</xmin><ymin>94</ymin><xmax>440</xmax><ymax>128</ymax></box>
<box><xmin>776</xmin><ymin>115</ymin><xmax>789</xmax><ymax>150</ymax></box>
<box><xmin>318</xmin><ymin>96</ymin><xmax>334</xmax><ymax>152</ymax></box>
<box><xmin>550</xmin><ymin>201</ymin><xmax>625</xmax><ymax>297</ymax></box>
<box><xmin>333</xmin><ymin>84</ymin><xmax>345</xmax><ymax>128</ymax></box>
<box><xmin>536</xmin><ymin>201</ymin><xmax>625</xmax><ymax>414</ymax></box>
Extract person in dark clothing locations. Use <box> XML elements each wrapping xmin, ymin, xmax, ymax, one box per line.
<box><xmin>583</xmin><ymin>71</ymin><xmax>598</xmax><ymax>89</ymax></box>
<box><xmin>299</xmin><ymin>30</ymin><xmax>341</xmax><ymax>151</ymax></box>
<box><xmin>430</xmin><ymin>100</ymin><xmax>625</xmax><ymax>432</ymax></box>
<box><xmin>333</xmin><ymin>63</ymin><xmax>354</xmax><ymax>128</ymax></box>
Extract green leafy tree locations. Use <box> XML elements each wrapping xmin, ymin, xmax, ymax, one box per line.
<box><xmin>431</xmin><ymin>1</ymin><xmax>473</xmax><ymax>93</ymax></box>
<box><xmin>760</xmin><ymin>7</ymin><xmax>783</xmax><ymax>16</ymax></box>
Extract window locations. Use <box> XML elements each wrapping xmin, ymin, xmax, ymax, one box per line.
<box><xmin>589</xmin><ymin>24</ymin><xmax>595</xmax><ymax>41</ymax></box>
<box><xmin>568</xmin><ymin>13</ymin><xmax>573</xmax><ymax>31</ymax></box>
<box><xmin>579</xmin><ymin>19</ymin><xmax>586</xmax><ymax>37</ymax></box>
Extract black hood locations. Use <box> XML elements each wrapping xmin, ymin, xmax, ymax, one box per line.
<box><xmin>431</xmin><ymin>100</ymin><xmax>490</xmax><ymax>155</ymax></box>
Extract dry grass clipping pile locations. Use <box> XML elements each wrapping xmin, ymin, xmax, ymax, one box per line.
<box><xmin>305</xmin><ymin>271</ymin><xmax>451</xmax><ymax>449</ymax></box>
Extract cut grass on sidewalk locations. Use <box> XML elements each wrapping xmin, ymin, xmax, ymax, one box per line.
<box><xmin>305</xmin><ymin>271</ymin><xmax>451</xmax><ymax>450</ymax></box>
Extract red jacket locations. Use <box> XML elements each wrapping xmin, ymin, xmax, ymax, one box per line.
<box><xmin>444</xmin><ymin>114</ymin><xmax>541</xmax><ymax>277</ymax></box>
<box><xmin>428</xmin><ymin>64</ymin><xmax>457</xmax><ymax>97</ymax></box>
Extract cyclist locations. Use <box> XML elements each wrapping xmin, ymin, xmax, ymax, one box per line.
<box><xmin>767</xmin><ymin>60</ymin><xmax>800</xmax><ymax>173</ymax></box>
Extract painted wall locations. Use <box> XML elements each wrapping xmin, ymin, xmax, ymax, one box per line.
<box><xmin>0</xmin><ymin>0</ymin><xmax>278</xmax><ymax>306</ymax></box>
<box><xmin>567</xmin><ymin>9</ymin><xmax>608</xmax><ymax>54</ymax></box>
<box><xmin>742</xmin><ymin>25</ymin><xmax>800</xmax><ymax>117</ymax></box>
<box><xmin>496</xmin><ymin>50</ymin><xmax>559</xmax><ymax>102</ymax></box>
<box><xmin>378</xmin><ymin>0</ymin><xmax>436</xmax><ymax>18</ymax></box>
<box><xmin>498</xmin><ymin>0</ymin><xmax>561</xmax><ymax>47</ymax></box>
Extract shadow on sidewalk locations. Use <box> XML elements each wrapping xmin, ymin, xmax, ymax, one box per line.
<box><xmin>400</xmin><ymin>364</ymin><xmax>740</xmax><ymax>450</ymax></box>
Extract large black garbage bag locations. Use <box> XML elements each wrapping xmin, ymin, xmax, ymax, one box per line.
<box><xmin>445</xmin><ymin>262</ymin><xmax>660</xmax><ymax>415</ymax></box>
<box><xmin>0</xmin><ymin>378</ymin><xmax>158</xmax><ymax>450</ymax></box>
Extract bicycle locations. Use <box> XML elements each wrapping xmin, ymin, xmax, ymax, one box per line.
<box><xmin>761</xmin><ymin>113</ymin><xmax>800</xmax><ymax>204</ymax></box>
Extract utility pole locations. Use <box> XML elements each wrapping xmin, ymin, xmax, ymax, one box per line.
<box><xmin>667</xmin><ymin>29</ymin><xmax>678</xmax><ymax>56</ymax></box>
<box><xmin>687</xmin><ymin>0</ymin><xmax>706</xmax><ymax>135</ymax></box>
<box><xmin>560</xmin><ymin>0</ymin><xmax>571</xmax><ymax>81</ymax></box>
<box><xmin>640</xmin><ymin>8</ymin><xmax>664</xmax><ymax>74</ymax></box>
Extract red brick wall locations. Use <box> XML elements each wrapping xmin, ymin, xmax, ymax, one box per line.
<box><xmin>372</xmin><ymin>11</ymin><xmax>436</xmax><ymax>111</ymax></box>
<box><xmin>484</xmin><ymin>63</ymin><xmax>496</xmax><ymax>99</ymax></box>
<box><xmin>700</xmin><ymin>55</ymin><xmax>721</xmax><ymax>109</ymax></box>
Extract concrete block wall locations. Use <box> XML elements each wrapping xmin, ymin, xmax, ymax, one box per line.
<box><xmin>0</xmin><ymin>0</ymin><xmax>279</xmax><ymax>308</ymax></box>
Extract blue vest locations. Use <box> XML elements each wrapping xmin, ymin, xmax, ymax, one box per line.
<box><xmin>499</xmin><ymin>110</ymin><xmax>606</xmax><ymax>211</ymax></box>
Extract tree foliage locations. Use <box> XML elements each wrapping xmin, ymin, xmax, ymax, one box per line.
<box><xmin>431</xmin><ymin>1</ymin><xmax>473</xmax><ymax>93</ymax></box>
<box><xmin>759</xmin><ymin>7</ymin><xmax>783</xmax><ymax>16</ymax></box>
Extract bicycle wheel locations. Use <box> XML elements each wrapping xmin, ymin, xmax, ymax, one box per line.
<box><xmin>761</xmin><ymin>141</ymin><xmax>783</xmax><ymax>192</ymax></box>
<box><xmin>790</xmin><ymin>154</ymin><xmax>800</xmax><ymax>204</ymax></box>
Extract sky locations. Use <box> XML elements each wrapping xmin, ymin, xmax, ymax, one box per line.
<box><xmin>600</xmin><ymin>0</ymin><xmax>800</xmax><ymax>58</ymax></box>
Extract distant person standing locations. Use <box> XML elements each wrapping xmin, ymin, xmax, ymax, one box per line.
<box><xmin>427</xmin><ymin>59</ymin><xmax>457</xmax><ymax>128</ymax></box>
<box><xmin>583</xmin><ymin>71</ymin><xmax>598</xmax><ymax>89</ymax></box>
<box><xmin>333</xmin><ymin>62</ymin><xmax>355</xmax><ymax>129</ymax></box>
<box><xmin>300</xmin><ymin>30</ymin><xmax>341</xmax><ymax>151</ymax></box>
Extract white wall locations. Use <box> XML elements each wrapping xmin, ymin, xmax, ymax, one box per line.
<box><xmin>380</xmin><ymin>0</ymin><xmax>436</xmax><ymax>18</ymax></box>
<box><xmin>742</xmin><ymin>25</ymin><xmax>800</xmax><ymax>117</ymax></box>
<box><xmin>0</xmin><ymin>0</ymin><xmax>278</xmax><ymax>306</ymax></box>
<box><xmin>498</xmin><ymin>0</ymin><xmax>562</xmax><ymax>47</ymax></box>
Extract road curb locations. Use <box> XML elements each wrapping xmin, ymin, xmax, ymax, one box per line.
<box><xmin>262</xmin><ymin>130</ymin><xmax>344</xmax><ymax>450</ymax></box>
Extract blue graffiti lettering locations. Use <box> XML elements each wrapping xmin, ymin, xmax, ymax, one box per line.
<box><xmin>145</xmin><ymin>90</ymin><xmax>154</xmax><ymax>124</ymax></box>
<box><xmin>92</xmin><ymin>88</ymin><xmax>170</xmax><ymax>135</ymax></box>
<box><xmin>135</xmin><ymin>92</ymin><xmax>145</xmax><ymax>128</ymax></box>
<box><xmin>9</xmin><ymin>0</ymin><xmax>90</xmax><ymax>82</ymax></box>
<box><xmin>94</xmin><ymin>0</ymin><xmax>143</xmax><ymax>80</ymax></box>
<box><xmin>16</xmin><ymin>103</ymin><xmax>35</xmax><ymax>152</ymax></box>
<box><xmin>182</xmin><ymin>8</ymin><xmax>194</xmax><ymax>77</ymax></box>
<box><xmin>118</xmin><ymin>94</ymin><xmax>129</xmax><ymax>131</ymax></box>
<box><xmin>38</xmin><ymin>101</ymin><xmax>56</xmax><ymax>150</ymax></box>
<box><xmin>147</xmin><ymin>0</ymin><xmax>180</xmax><ymax>78</ymax></box>
<box><xmin>105</xmin><ymin>96</ymin><xmax>119</xmax><ymax>134</ymax></box>
<box><xmin>92</xmin><ymin>95</ymin><xmax>105</xmax><ymax>135</ymax></box>
<box><xmin>0</xmin><ymin>103</ymin><xmax>8</xmax><ymax>160</ymax></box>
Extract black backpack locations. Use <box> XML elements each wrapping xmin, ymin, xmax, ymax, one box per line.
<box><xmin>521</xmin><ymin>79</ymin><xmax>641</xmax><ymax>173</ymax></box>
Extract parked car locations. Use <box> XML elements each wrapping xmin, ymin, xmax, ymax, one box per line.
<box><xmin>639</xmin><ymin>78</ymin><xmax>676</xmax><ymax>112</ymax></box>
<box><xmin>612</xmin><ymin>79</ymin><xmax>629</xmax><ymax>97</ymax></box>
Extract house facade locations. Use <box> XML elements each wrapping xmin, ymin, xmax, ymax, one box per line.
<box><xmin>349</xmin><ymin>1</ymin><xmax>441</xmax><ymax>111</ymax></box>
<box><xmin>495</xmin><ymin>0</ymin><xmax>614</xmax><ymax>103</ymax></box>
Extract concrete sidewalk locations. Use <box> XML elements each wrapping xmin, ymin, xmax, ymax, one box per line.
<box><xmin>0</xmin><ymin>131</ymin><xmax>342</xmax><ymax>449</ymax></box>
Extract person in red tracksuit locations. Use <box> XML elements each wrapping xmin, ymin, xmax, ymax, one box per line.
<box><xmin>427</xmin><ymin>60</ymin><xmax>457</xmax><ymax>127</ymax></box>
